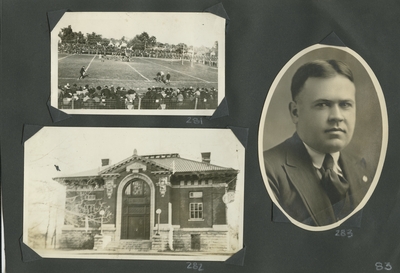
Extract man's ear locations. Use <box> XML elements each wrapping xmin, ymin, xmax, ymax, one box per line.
<box><xmin>289</xmin><ymin>101</ymin><xmax>299</xmax><ymax>124</ymax></box>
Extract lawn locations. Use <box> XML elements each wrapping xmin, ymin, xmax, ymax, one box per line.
<box><xmin>58</xmin><ymin>54</ymin><xmax>219</xmax><ymax>93</ymax></box>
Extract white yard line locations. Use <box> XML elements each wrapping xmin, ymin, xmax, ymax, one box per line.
<box><xmin>85</xmin><ymin>54</ymin><xmax>97</xmax><ymax>71</ymax></box>
<box><xmin>140</xmin><ymin>58</ymin><xmax>211</xmax><ymax>83</ymax></box>
<box><xmin>125</xmin><ymin>63</ymin><xmax>151</xmax><ymax>81</ymax></box>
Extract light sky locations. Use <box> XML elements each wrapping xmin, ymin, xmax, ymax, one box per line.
<box><xmin>25</xmin><ymin>127</ymin><xmax>243</xmax><ymax>179</ymax></box>
<box><xmin>55</xmin><ymin>12</ymin><xmax>225</xmax><ymax>48</ymax></box>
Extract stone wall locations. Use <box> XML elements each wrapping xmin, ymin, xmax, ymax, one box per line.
<box><xmin>59</xmin><ymin>226</ymin><xmax>228</xmax><ymax>253</ymax></box>
<box><xmin>59</xmin><ymin>229</ymin><xmax>100</xmax><ymax>249</ymax></box>
<box><xmin>172</xmin><ymin>229</ymin><xmax>228</xmax><ymax>252</ymax></box>
<box><xmin>102</xmin><ymin>224</ymin><xmax>116</xmax><ymax>241</ymax></box>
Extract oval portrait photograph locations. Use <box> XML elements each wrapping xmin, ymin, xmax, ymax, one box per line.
<box><xmin>259</xmin><ymin>44</ymin><xmax>388</xmax><ymax>231</ymax></box>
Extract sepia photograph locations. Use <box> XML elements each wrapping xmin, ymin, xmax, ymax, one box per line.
<box><xmin>259</xmin><ymin>44</ymin><xmax>388</xmax><ymax>231</ymax></box>
<box><xmin>23</xmin><ymin>127</ymin><xmax>244</xmax><ymax>261</ymax></box>
<box><xmin>50</xmin><ymin>12</ymin><xmax>225</xmax><ymax>116</ymax></box>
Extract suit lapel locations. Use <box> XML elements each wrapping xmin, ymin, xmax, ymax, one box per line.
<box><xmin>283</xmin><ymin>135</ymin><xmax>336</xmax><ymax>225</ymax></box>
<box><xmin>339</xmin><ymin>152</ymin><xmax>369</xmax><ymax>206</ymax></box>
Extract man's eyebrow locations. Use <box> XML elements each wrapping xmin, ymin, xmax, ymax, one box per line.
<box><xmin>312</xmin><ymin>98</ymin><xmax>355</xmax><ymax>103</ymax></box>
<box><xmin>312</xmin><ymin>99</ymin><xmax>332</xmax><ymax>103</ymax></box>
<box><xmin>339</xmin><ymin>99</ymin><xmax>356</xmax><ymax>103</ymax></box>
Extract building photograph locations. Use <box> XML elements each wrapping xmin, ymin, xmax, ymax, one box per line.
<box><xmin>23</xmin><ymin>127</ymin><xmax>244</xmax><ymax>261</ymax></box>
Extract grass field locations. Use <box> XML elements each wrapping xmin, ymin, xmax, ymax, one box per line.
<box><xmin>58</xmin><ymin>53</ymin><xmax>218</xmax><ymax>93</ymax></box>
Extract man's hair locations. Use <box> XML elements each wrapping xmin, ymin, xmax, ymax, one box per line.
<box><xmin>290</xmin><ymin>60</ymin><xmax>354</xmax><ymax>101</ymax></box>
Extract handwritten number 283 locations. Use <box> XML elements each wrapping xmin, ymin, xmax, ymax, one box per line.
<box><xmin>375</xmin><ymin>262</ymin><xmax>392</xmax><ymax>271</ymax></box>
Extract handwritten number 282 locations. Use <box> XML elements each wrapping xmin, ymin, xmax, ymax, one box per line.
<box><xmin>187</xmin><ymin>262</ymin><xmax>204</xmax><ymax>271</ymax></box>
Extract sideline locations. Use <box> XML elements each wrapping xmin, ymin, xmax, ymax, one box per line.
<box><xmin>58</xmin><ymin>77</ymin><xmax>216</xmax><ymax>84</ymax></box>
<box><xmin>58</xmin><ymin>55</ymin><xmax>71</xmax><ymax>61</ymax></box>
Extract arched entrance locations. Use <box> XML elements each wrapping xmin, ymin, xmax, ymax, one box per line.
<box><xmin>121</xmin><ymin>179</ymin><xmax>151</xmax><ymax>239</ymax></box>
<box><xmin>115</xmin><ymin>173</ymin><xmax>155</xmax><ymax>241</ymax></box>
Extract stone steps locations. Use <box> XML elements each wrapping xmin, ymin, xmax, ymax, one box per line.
<box><xmin>105</xmin><ymin>240</ymin><xmax>152</xmax><ymax>251</ymax></box>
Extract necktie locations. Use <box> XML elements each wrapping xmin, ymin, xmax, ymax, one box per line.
<box><xmin>321</xmin><ymin>154</ymin><xmax>349</xmax><ymax>205</ymax></box>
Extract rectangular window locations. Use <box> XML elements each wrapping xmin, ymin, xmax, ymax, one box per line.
<box><xmin>84</xmin><ymin>194</ymin><xmax>96</xmax><ymax>201</ymax></box>
<box><xmin>191</xmin><ymin>234</ymin><xmax>201</xmax><ymax>250</ymax></box>
<box><xmin>189</xmin><ymin>192</ymin><xmax>203</xmax><ymax>198</ymax></box>
<box><xmin>84</xmin><ymin>204</ymin><xmax>95</xmax><ymax>214</ymax></box>
<box><xmin>189</xmin><ymin>203</ymin><xmax>203</xmax><ymax>219</ymax></box>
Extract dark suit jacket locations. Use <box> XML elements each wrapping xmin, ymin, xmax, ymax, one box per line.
<box><xmin>264</xmin><ymin>133</ymin><xmax>372</xmax><ymax>226</ymax></box>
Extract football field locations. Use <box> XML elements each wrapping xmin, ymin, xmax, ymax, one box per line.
<box><xmin>58</xmin><ymin>54</ymin><xmax>218</xmax><ymax>92</ymax></box>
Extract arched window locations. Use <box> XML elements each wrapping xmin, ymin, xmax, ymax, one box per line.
<box><xmin>123</xmin><ymin>180</ymin><xmax>150</xmax><ymax>196</ymax></box>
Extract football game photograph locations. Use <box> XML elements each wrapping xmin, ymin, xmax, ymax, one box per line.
<box><xmin>51</xmin><ymin>12</ymin><xmax>225</xmax><ymax>115</ymax></box>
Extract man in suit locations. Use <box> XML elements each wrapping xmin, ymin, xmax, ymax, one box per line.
<box><xmin>264</xmin><ymin>60</ymin><xmax>371</xmax><ymax>226</ymax></box>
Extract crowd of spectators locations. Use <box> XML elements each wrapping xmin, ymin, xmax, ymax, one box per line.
<box><xmin>58</xmin><ymin>83</ymin><xmax>218</xmax><ymax>110</ymax></box>
<box><xmin>59</xmin><ymin>44</ymin><xmax>218</xmax><ymax>67</ymax></box>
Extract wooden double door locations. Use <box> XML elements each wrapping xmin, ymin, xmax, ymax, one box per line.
<box><xmin>121</xmin><ymin>180</ymin><xmax>151</xmax><ymax>240</ymax></box>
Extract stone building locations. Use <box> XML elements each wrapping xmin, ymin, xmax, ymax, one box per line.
<box><xmin>53</xmin><ymin>151</ymin><xmax>238</xmax><ymax>252</ymax></box>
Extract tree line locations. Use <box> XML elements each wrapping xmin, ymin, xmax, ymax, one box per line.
<box><xmin>58</xmin><ymin>25</ymin><xmax>218</xmax><ymax>55</ymax></box>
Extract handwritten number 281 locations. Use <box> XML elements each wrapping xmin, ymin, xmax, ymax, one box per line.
<box><xmin>186</xmin><ymin>117</ymin><xmax>203</xmax><ymax>124</ymax></box>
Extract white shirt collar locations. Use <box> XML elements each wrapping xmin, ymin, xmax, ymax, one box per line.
<box><xmin>303</xmin><ymin>142</ymin><xmax>341</xmax><ymax>173</ymax></box>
